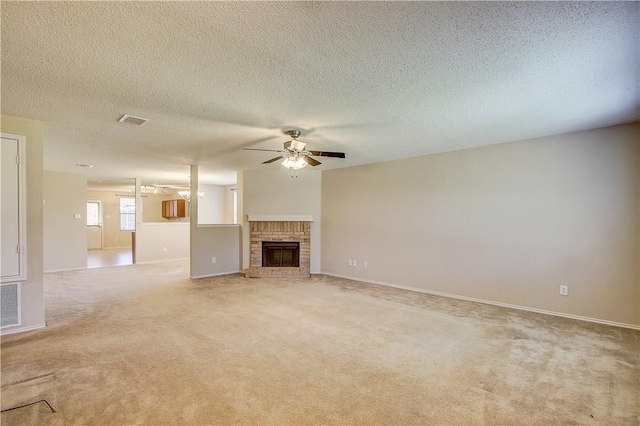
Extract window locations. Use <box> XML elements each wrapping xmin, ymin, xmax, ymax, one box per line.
<box><xmin>120</xmin><ymin>197</ymin><xmax>135</xmax><ymax>231</ymax></box>
<box><xmin>87</xmin><ymin>201</ymin><xmax>100</xmax><ymax>226</ymax></box>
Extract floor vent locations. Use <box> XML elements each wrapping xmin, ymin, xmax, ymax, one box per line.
<box><xmin>1</xmin><ymin>283</ymin><xmax>21</xmax><ymax>328</ymax></box>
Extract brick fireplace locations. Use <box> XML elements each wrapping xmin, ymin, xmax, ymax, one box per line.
<box><xmin>245</xmin><ymin>215</ymin><xmax>312</xmax><ymax>278</ymax></box>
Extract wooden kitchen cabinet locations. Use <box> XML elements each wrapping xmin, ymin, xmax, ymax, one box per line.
<box><xmin>162</xmin><ymin>199</ymin><xmax>188</xmax><ymax>219</ymax></box>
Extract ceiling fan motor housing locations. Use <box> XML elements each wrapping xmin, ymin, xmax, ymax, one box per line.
<box><xmin>283</xmin><ymin>130</ymin><xmax>301</xmax><ymax>139</ymax></box>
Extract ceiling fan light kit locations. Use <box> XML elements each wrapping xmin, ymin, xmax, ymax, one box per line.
<box><xmin>282</xmin><ymin>156</ymin><xmax>308</xmax><ymax>170</ymax></box>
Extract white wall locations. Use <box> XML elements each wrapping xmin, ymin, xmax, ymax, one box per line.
<box><xmin>1</xmin><ymin>115</ymin><xmax>45</xmax><ymax>333</ymax></box>
<box><xmin>242</xmin><ymin>168</ymin><xmax>322</xmax><ymax>273</ymax></box>
<box><xmin>322</xmin><ymin>123</ymin><xmax>640</xmax><ymax>327</ymax></box>
<box><xmin>43</xmin><ymin>171</ymin><xmax>87</xmax><ymax>272</ymax></box>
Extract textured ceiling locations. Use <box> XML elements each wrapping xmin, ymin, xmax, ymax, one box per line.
<box><xmin>2</xmin><ymin>1</ymin><xmax>638</xmax><ymax>186</ymax></box>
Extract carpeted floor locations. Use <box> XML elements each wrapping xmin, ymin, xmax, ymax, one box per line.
<box><xmin>1</xmin><ymin>260</ymin><xmax>639</xmax><ymax>425</ymax></box>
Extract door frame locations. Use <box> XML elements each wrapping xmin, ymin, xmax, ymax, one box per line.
<box><xmin>86</xmin><ymin>199</ymin><xmax>103</xmax><ymax>250</ymax></box>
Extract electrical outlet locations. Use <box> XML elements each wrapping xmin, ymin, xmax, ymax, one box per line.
<box><xmin>212</xmin><ymin>257</ymin><xmax>217</xmax><ymax>264</ymax></box>
<box><xmin>353</xmin><ymin>260</ymin><xmax>357</xmax><ymax>267</ymax></box>
<box><xmin>560</xmin><ymin>285</ymin><xmax>568</xmax><ymax>296</ymax></box>
<box><xmin>363</xmin><ymin>261</ymin><xmax>368</xmax><ymax>268</ymax></box>
<box><xmin>163</xmin><ymin>247</ymin><xmax>167</xmax><ymax>252</ymax></box>
<box><xmin>348</xmin><ymin>259</ymin><xmax>353</xmax><ymax>266</ymax></box>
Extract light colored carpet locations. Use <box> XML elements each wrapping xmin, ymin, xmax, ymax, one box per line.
<box><xmin>1</xmin><ymin>260</ymin><xmax>638</xmax><ymax>425</ymax></box>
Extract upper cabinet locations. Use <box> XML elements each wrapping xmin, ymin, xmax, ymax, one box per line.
<box><xmin>1</xmin><ymin>133</ymin><xmax>27</xmax><ymax>282</ymax></box>
<box><xmin>162</xmin><ymin>199</ymin><xmax>188</xmax><ymax>220</ymax></box>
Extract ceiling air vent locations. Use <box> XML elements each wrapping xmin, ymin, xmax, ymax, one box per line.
<box><xmin>118</xmin><ymin>114</ymin><xmax>149</xmax><ymax>126</ymax></box>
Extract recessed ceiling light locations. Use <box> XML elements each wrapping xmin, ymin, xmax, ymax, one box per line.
<box><xmin>118</xmin><ymin>114</ymin><xmax>149</xmax><ymax>126</ymax></box>
<box><xmin>76</xmin><ymin>163</ymin><xmax>93</xmax><ymax>168</ymax></box>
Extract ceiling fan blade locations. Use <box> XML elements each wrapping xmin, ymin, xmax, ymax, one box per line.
<box><xmin>308</xmin><ymin>150</ymin><xmax>345</xmax><ymax>158</ymax></box>
<box><xmin>262</xmin><ymin>156</ymin><xmax>284</xmax><ymax>164</ymax></box>
<box><xmin>243</xmin><ymin>148</ymin><xmax>284</xmax><ymax>153</ymax></box>
<box><xmin>303</xmin><ymin>156</ymin><xmax>321</xmax><ymax>166</ymax></box>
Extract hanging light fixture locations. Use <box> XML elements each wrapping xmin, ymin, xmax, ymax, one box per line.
<box><xmin>178</xmin><ymin>190</ymin><xmax>204</xmax><ymax>201</ymax></box>
<box><xmin>140</xmin><ymin>185</ymin><xmax>169</xmax><ymax>194</ymax></box>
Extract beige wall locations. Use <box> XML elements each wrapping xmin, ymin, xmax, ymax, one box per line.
<box><xmin>1</xmin><ymin>115</ymin><xmax>45</xmax><ymax>332</ymax></box>
<box><xmin>198</xmin><ymin>184</ymin><xmax>226</xmax><ymax>224</ymax></box>
<box><xmin>196</xmin><ymin>184</ymin><xmax>237</xmax><ymax>225</ymax></box>
<box><xmin>322</xmin><ymin>123</ymin><xmax>640</xmax><ymax>327</ymax></box>
<box><xmin>189</xmin><ymin>166</ymin><xmax>241</xmax><ymax>278</ymax></box>
<box><xmin>242</xmin><ymin>168</ymin><xmax>322</xmax><ymax>272</ymax></box>
<box><xmin>135</xmin><ymin>222</ymin><xmax>190</xmax><ymax>263</ymax></box>
<box><xmin>44</xmin><ymin>171</ymin><xmax>87</xmax><ymax>272</ymax></box>
<box><xmin>189</xmin><ymin>224</ymin><xmax>241</xmax><ymax>278</ymax></box>
<box><xmin>86</xmin><ymin>190</ymin><xmax>134</xmax><ymax>248</ymax></box>
<box><xmin>142</xmin><ymin>191</ymin><xmax>184</xmax><ymax>222</ymax></box>
<box><xmin>224</xmin><ymin>185</ymin><xmax>237</xmax><ymax>224</ymax></box>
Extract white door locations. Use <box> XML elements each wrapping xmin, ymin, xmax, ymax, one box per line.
<box><xmin>1</xmin><ymin>135</ymin><xmax>24</xmax><ymax>281</ymax></box>
<box><xmin>86</xmin><ymin>200</ymin><xmax>103</xmax><ymax>250</ymax></box>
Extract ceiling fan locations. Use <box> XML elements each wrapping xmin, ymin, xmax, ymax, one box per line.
<box><xmin>243</xmin><ymin>130</ymin><xmax>345</xmax><ymax>170</ymax></box>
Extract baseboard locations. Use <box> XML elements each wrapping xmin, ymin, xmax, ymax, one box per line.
<box><xmin>0</xmin><ymin>322</ymin><xmax>46</xmax><ymax>336</ymax></box>
<box><xmin>321</xmin><ymin>272</ymin><xmax>640</xmax><ymax>331</ymax></box>
<box><xmin>96</xmin><ymin>246</ymin><xmax>132</xmax><ymax>250</ymax></box>
<box><xmin>135</xmin><ymin>257</ymin><xmax>190</xmax><ymax>265</ymax></box>
<box><xmin>190</xmin><ymin>270</ymin><xmax>241</xmax><ymax>279</ymax></box>
<box><xmin>44</xmin><ymin>266</ymin><xmax>86</xmax><ymax>273</ymax></box>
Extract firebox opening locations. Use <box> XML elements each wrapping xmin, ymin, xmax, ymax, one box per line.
<box><xmin>262</xmin><ymin>241</ymin><xmax>300</xmax><ymax>267</ymax></box>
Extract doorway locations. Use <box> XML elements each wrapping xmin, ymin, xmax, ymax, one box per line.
<box><xmin>86</xmin><ymin>178</ymin><xmax>135</xmax><ymax>268</ymax></box>
<box><xmin>86</xmin><ymin>200</ymin><xmax>103</xmax><ymax>250</ymax></box>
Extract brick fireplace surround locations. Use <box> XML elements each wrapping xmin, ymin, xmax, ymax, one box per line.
<box><xmin>245</xmin><ymin>215</ymin><xmax>312</xmax><ymax>278</ymax></box>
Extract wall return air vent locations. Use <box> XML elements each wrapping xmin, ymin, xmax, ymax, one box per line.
<box><xmin>118</xmin><ymin>114</ymin><xmax>149</xmax><ymax>126</ymax></box>
<box><xmin>1</xmin><ymin>283</ymin><xmax>21</xmax><ymax>328</ymax></box>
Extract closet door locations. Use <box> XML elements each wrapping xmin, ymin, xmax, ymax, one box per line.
<box><xmin>1</xmin><ymin>134</ymin><xmax>26</xmax><ymax>282</ymax></box>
